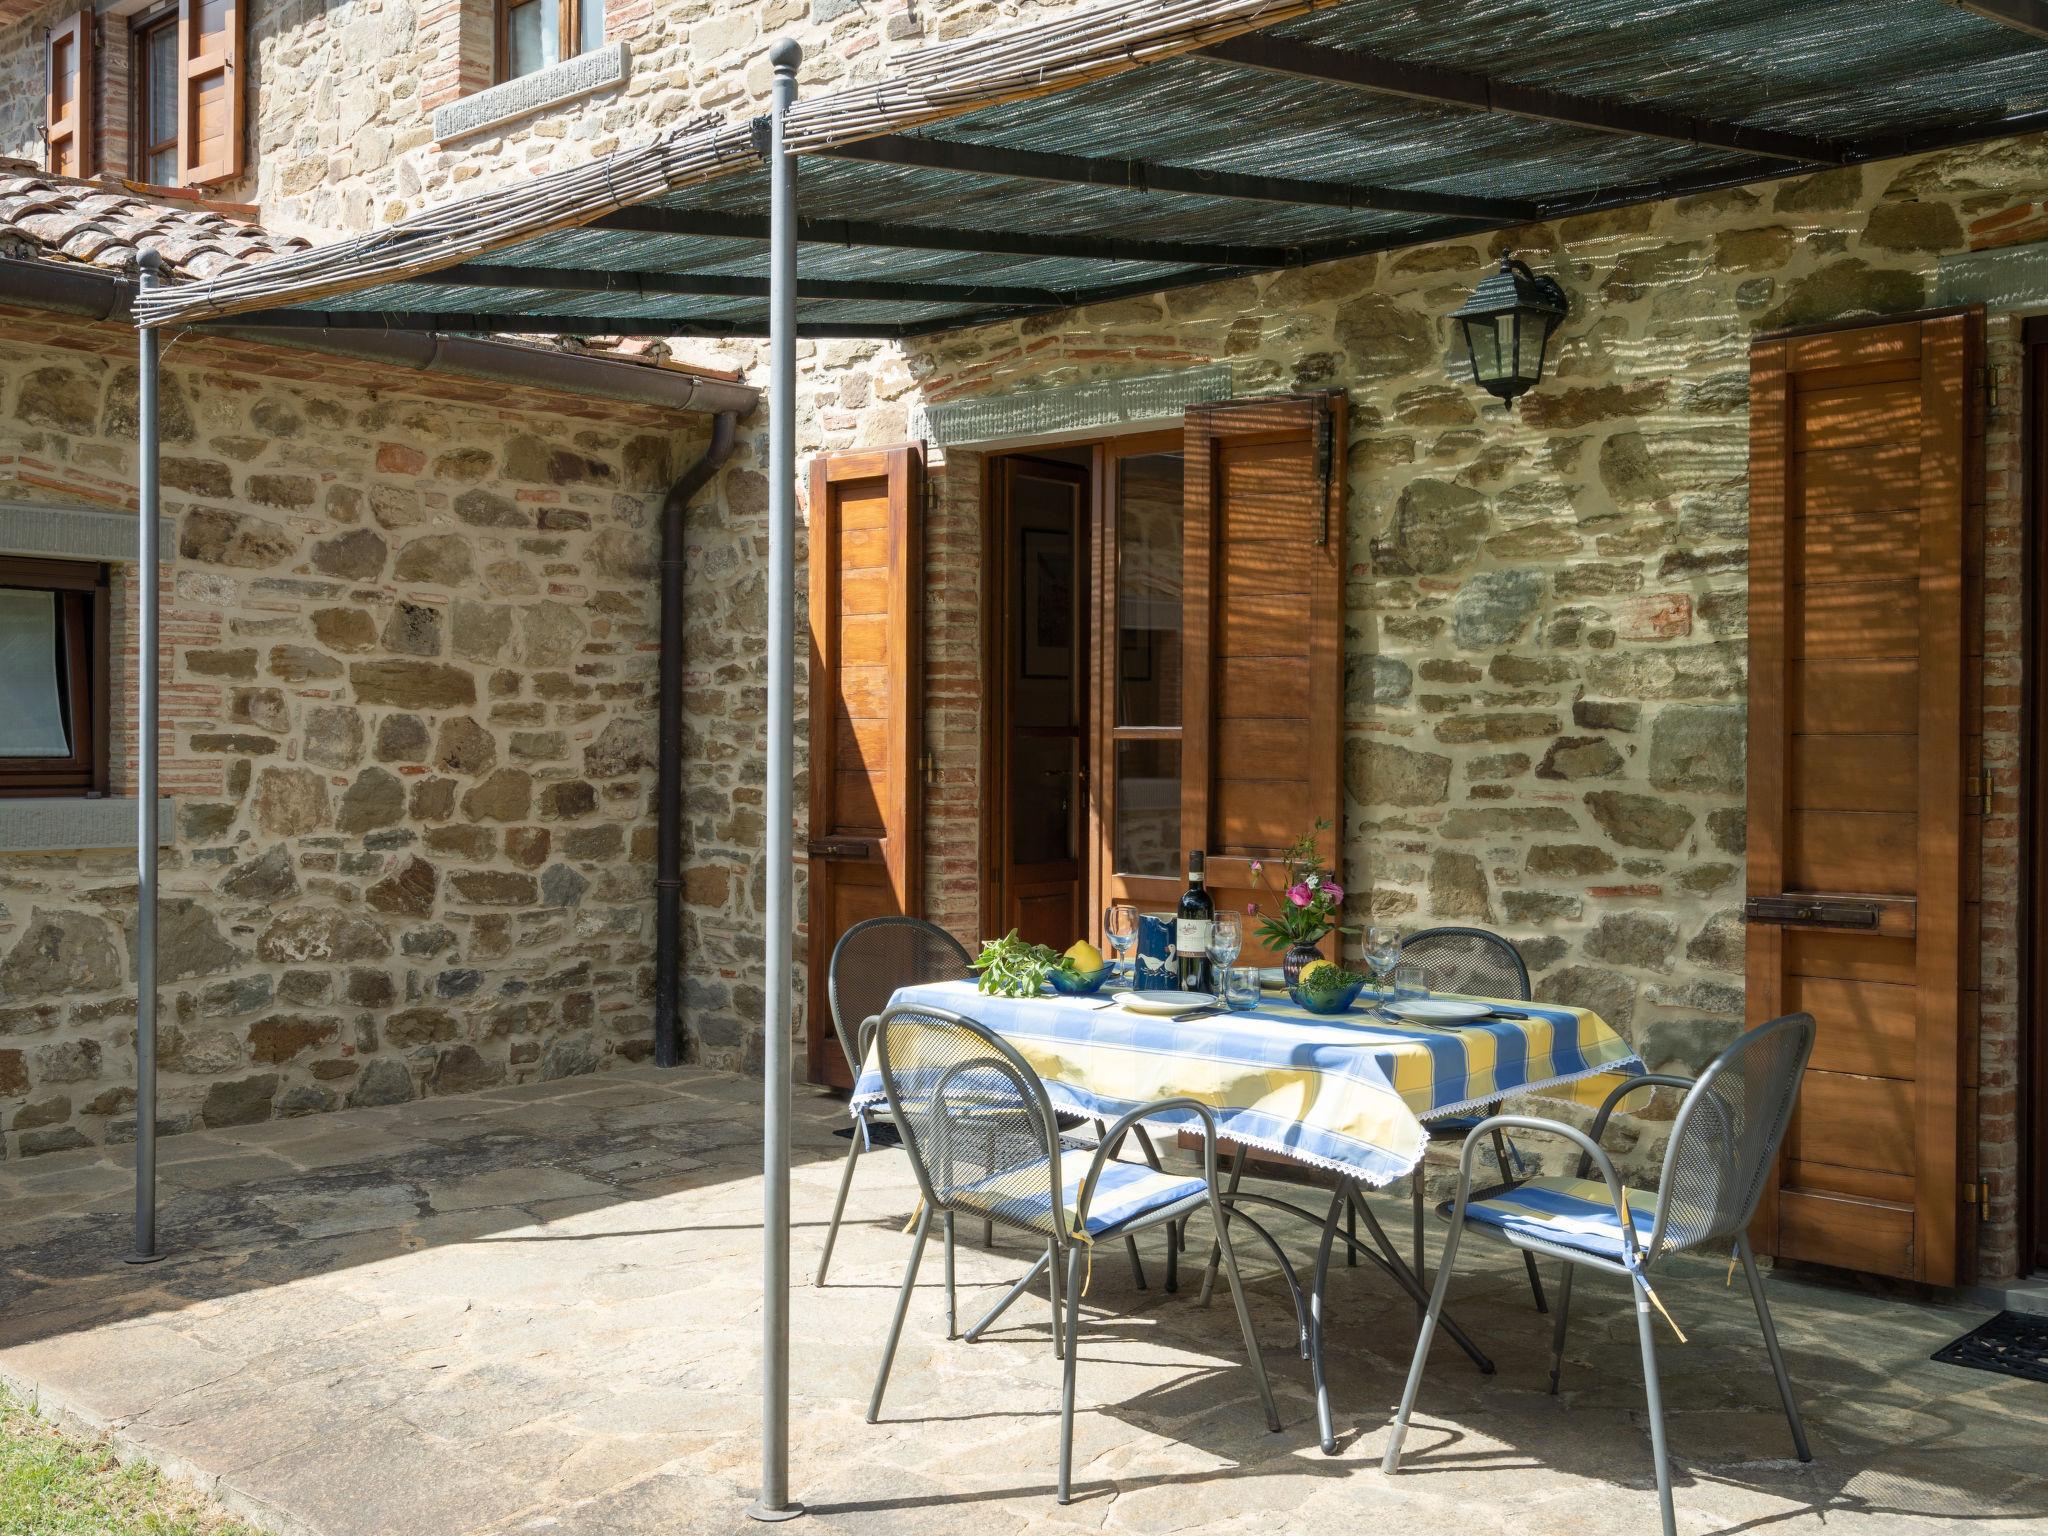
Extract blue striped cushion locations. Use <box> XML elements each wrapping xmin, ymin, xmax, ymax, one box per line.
<box><xmin>1449</xmin><ymin>1175</ymin><xmax>1661</xmax><ymax>1261</ymax></box>
<box><xmin>954</xmin><ymin>1158</ymin><xmax>1207</xmax><ymax>1237</ymax></box>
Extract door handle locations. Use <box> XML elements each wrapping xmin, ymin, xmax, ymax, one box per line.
<box><xmin>806</xmin><ymin>838</ymin><xmax>875</xmax><ymax>860</ymax></box>
<box><xmin>1743</xmin><ymin>895</ymin><xmax>1880</xmax><ymax>930</ymax></box>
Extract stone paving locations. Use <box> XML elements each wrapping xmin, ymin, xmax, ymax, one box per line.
<box><xmin>0</xmin><ymin>1064</ymin><xmax>2042</xmax><ymax>1536</ymax></box>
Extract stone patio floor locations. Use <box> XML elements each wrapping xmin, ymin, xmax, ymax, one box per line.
<box><xmin>0</xmin><ymin>1064</ymin><xmax>2043</xmax><ymax>1536</ymax></box>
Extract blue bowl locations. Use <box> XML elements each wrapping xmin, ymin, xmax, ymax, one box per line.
<box><xmin>1287</xmin><ymin>975</ymin><xmax>1367</xmax><ymax>1015</ymax></box>
<box><xmin>1047</xmin><ymin>963</ymin><xmax>1111</xmax><ymax>997</ymax></box>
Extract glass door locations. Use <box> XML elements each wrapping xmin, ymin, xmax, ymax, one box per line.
<box><xmin>1089</xmin><ymin>432</ymin><xmax>1187</xmax><ymax>948</ymax></box>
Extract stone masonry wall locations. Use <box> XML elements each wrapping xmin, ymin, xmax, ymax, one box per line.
<box><xmin>834</xmin><ymin>137</ymin><xmax>2040</xmax><ymax>1279</ymax></box>
<box><xmin>0</xmin><ymin>316</ymin><xmax>726</xmax><ymax>1158</ymax></box>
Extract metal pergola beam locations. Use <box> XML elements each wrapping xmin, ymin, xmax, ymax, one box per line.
<box><xmin>1950</xmin><ymin>0</ymin><xmax>2048</xmax><ymax>39</ymax></box>
<box><xmin>438</xmin><ymin>264</ymin><xmax>1087</xmax><ymax>307</ymax></box>
<box><xmin>213</xmin><ymin>310</ymin><xmax>908</xmax><ymax>338</ymax></box>
<box><xmin>589</xmin><ymin>205</ymin><xmax>1292</xmax><ymax>270</ymax></box>
<box><xmin>818</xmin><ymin>132</ymin><xmax>1535</xmax><ymax>220</ymax></box>
<box><xmin>1197</xmin><ymin>33</ymin><xmax>1850</xmax><ymax>164</ymax></box>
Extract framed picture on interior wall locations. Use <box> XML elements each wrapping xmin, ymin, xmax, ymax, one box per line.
<box><xmin>1020</xmin><ymin>526</ymin><xmax>1073</xmax><ymax>679</ymax></box>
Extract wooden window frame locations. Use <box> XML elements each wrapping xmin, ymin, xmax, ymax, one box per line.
<box><xmin>45</xmin><ymin>8</ymin><xmax>95</xmax><ymax>179</ymax></box>
<box><xmin>131</xmin><ymin>5</ymin><xmax>178</xmax><ymax>186</ymax></box>
<box><xmin>494</xmin><ymin>0</ymin><xmax>601</xmax><ymax>82</ymax></box>
<box><xmin>0</xmin><ymin>556</ymin><xmax>111</xmax><ymax>800</ymax></box>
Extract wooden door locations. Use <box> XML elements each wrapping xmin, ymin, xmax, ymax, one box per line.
<box><xmin>1747</xmin><ymin>312</ymin><xmax>1981</xmax><ymax>1283</ymax></box>
<box><xmin>1181</xmin><ymin>394</ymin><xmax>1348</xmax><ymax>966</ymax></box>
<box><xmin>994</xmin><ymin>457</ymin><xmax>1088</xmax><ymax>948</ymax></box>
<box><xmin>1090</xmin><ymin>431</ymin><xmax>1191</xmax><ymax>931</ymax></box>
<box><xmin>805</xmin><ymin>446</ymin><xmax>923</xmax><ymax>1088</ymax></box>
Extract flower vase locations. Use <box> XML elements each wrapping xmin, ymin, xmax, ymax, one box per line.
<box><xmin>1282</xmin><ymin>941</ymin><xmax>1325</xmax><ymax>987</ymax></box>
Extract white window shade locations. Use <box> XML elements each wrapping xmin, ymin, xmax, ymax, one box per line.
<box><xmin>0</xmin><ymin>588</ymin><xmax>71</xmax><ymax>759</ymax></box>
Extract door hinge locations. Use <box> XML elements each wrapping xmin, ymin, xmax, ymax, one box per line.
<box><xmin>1968</xmin><ymin>770</ymin><xmax>1993</xmax><ymax>816</ymax></box>
<box><xmin>1963</xmin><ymin>1179</ymin><xmax>1991</xmax><ymax>1207</ymax></box>
<box><xmin>920</xmin><ymin>751</ymin><xmax>937</xmax><ymax>787</ymax></box>
<box><xmin>1981</xmin><ymin>364</ymin><xmax>2002</xmax><ymax>413</ymax></box>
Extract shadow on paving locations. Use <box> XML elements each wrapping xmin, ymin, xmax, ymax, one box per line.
<box><xmin>0</xmin><ymin>1063</ymin><xmax>2041</xmax><ymax>1536</ymax></box>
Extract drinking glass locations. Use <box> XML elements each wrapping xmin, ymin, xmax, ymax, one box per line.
<box><xmin>1222</xmin><ymin>965</ymin><xmax>1261</xmax><ymax>1012</ymax></box>
<box><xmin>1104</xmin><ymin>903</ymin><xmax>1138</xmax><ymax>986</ymax></box>
<box><xmin>1393</xmin><ymin>959</ymin><xmax>1430</xmax><ymax>1002</ymax></box>
<box><xmin>1209</xmin><ymin>910</ymin><xmax>1244</xmax><ymax>979</ymax></box>
<box><xmin>1365</xmin><ymin>924</ymin><xmax>1402</xmax><ymax>999</ymax></box>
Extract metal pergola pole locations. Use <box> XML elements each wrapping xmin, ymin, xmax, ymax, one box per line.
<box><xmin>747</xmin><ymin>34</ymin><xmax>804</xmax><ymax>1526</ymax></box>
<box><xmin>127</xmin><ymin>250</ymin><xmax>164</xmax><ymax>1267</ymax></box>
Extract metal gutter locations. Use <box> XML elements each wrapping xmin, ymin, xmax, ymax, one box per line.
<box><xmin>0</xmin><ymin>256</ymin><xmax>759</xmax><ymax>417</ymax></box>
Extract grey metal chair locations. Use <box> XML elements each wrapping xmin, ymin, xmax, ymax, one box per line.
<box><xmin>1383</xmin><ymin>1012</ymin><xmax>1818</xmax><ymax>1536</ymax></box>
<box><xmin>814</xmin><ymin>916</ymin><xmax>973</xmax><ymax>1287</ymax></box>
<box><xmin>814</xmin><ymin>915</ymin><xmax>1163</xmax><ymax>1292</ymax></box>
<box><xmin>867</xmin><ymin>1000</ymin><xmax>1280</xmax><ymax>1504</ymax></box>
<box><xmin>1398</xmin><ymin>925</ymin><xmax>1546</xmax><ymax>1312</ymax></box>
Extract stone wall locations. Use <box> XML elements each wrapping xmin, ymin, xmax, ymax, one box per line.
<box><xmin>0</xmin><ymin>313</ymin><xmax>731</xmax><ymax>1157</ymax></box>
<box><xmin>846</xmin><ymin>136</ymin><xmax>2041</xmax><ymax>1279</ymax></box>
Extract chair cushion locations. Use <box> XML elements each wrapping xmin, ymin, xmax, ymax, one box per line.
<box><xmin>954</xmin><ymin>1158</ymin><xmax>1208</xmax><ymax>1238</ymax></box>
<box><xmin>1446</xmin><ymin>1175</ymin><xmax>1662</xmax><ymax>1261</ymax></box>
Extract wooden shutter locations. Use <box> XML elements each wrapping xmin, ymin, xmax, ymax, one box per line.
<box><xmin>45</xmin><ymin>10</ymin><xmax>93</xmax><ymax>178</ymax></box>
<box><xmin>1747</xmin><ymin>311</ymin><xmax>1981</xmax><ymax>1284</ymax></box>
<box><xmin>178</xmin><ymin>0</ymin><xmax>244</xmax><ymax>186</ymax></box>
<box><xmin>805</xmin><ymin>445</ymin><xmax>923</xmax><ymax>1087</ymax></box>
<box><xmin>1181</xmin><ymin>393</ymin><xmax>1347</xmax><ymax>959</ymax></box>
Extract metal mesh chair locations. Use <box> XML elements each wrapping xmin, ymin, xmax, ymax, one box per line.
<box><xmin>868</xmin><ymin>1000</ymin><xmax>1279</xmax><ymax>1503</ymax></box>
<box><xmin>1398</xmin><ymin>926</ymin><xmax>1546</xmax><ymax>1312</ymax></box>
<box><xmin>1383</xmin><ymin>1012</ymin><xmax>1818</xmax><ymax>1536</ymax></box>
<box><xmin>814</xmin><ymin>916</ymin><xmax>972</xmax><ymax>1287</ymax></box>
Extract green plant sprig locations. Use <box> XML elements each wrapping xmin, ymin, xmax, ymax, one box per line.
<box><xmin>971</xmin><ymin>930</ymin><xmax>1074</xmax><ymax>998</ymax></box>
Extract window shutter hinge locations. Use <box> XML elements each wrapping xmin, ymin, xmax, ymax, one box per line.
<box><xmin>1313</xmin><ymin>403</ymin><xmax>1333</xmax><ymax>547</ymax></box>
<box><xmin>920</xmin><ymin>751</ymin><xmax>936</xmax><ymax>787</ymax></box>
<box><xmin>1968</xmin><ymin>770</ymin><xmax>1993</xmax><ymax>816</ymax></box>
<box><xmin>1964</xmin><ymin>1179</ymin><xmax>1990</xmax><ymax>1207</ymax></box>
<box><xmin>1982</xmin><ymin>365</ymin><xmax>2002</xmax><ymax>412</ymax></box>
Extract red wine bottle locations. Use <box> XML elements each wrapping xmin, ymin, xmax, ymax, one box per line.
<box><xmin>1176</xmin><ymin>850</ymin><xmax>1215</xmax><ymax>992</ymax></box>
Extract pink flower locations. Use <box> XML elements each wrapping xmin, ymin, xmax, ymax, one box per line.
<box><xmin>1244</xmin><ymin>901</ymin><xmax>1259</xmax><ymax>916</ymax></box>
<box><xmin>1324</xmin><ymin>882</ymin><xmax>1344</xmax><ymax>902</ymax></box>
<box><xmin>1287</xmin><ymin>882</ymin><xmax>1312</xmax><ymax>908</ymax></box>
<box><xmin>1249</xmin><ymin>859</ymin><xmax>1262</xmax><ymax>875</ymax></box>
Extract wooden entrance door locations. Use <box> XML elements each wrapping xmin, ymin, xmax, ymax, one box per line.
<box><xmin>805</xmin><ymin>446</ymin><xmax>923</xmax><ymax>1089</ymax></box>
<box><xmin>1747</xmin><ymin>312</ymin><xmax>1981</xmax><ymax>1284</ymax></box>
<box><xmin>993</xmin><ymin>457</ymin><xmax>1088</xmax><ymax>948</ymax></box>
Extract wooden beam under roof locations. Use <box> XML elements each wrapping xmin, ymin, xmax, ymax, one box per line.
<box><xmin>815</xmin><ymin>133</ymin><xmax>1535</xmax><ymax>221</ymax></box>
<box><xmin>588</xmin><ymin>206</ymin><xmax>1312</xmax><ymax>269</ymax></box>
<box><xmin>430</xmin><ymin>265</ymin><xmax>1087</xmax><ymax>307</ymax></box>
<box><xmin>1948</xmin><ymin>0</ymin><xmax>2048</xmax><ymax>39</ymax></box>
<box><xmin>208</xmin><ymin>311</ymin><xmax>909</xmax><ymax>339</ymax></box>
<box><xmin>1196</xmin><ymin>33</ymin><xmax>1851</xmax><ymax>164</ymax></box>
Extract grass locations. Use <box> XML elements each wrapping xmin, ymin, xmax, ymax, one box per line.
<box><xmin>0</xmin><ymin>1384</ymin><xmax>260</xmax><ymax>1535</ymax></box>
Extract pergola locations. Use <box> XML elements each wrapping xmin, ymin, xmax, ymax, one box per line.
<box><xmin>121</xmin><ymin>0</ymin><xmax>2048</xmax><ymax>1519</ymax></box>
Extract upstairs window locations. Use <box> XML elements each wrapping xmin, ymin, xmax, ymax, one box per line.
<box><xmin>0</xmin><ymin>557</ymin><xmax>110</xmax><ymax>799</ymax></box>
<box><xmin>134</xmin><ymin>8</ymin><xmax>179</xmax><ymax>186</ymax></box>
<box><xmin>496</xmin><ymin>0</ymin><xmax>605</xmax><ymax>81</ymax></box>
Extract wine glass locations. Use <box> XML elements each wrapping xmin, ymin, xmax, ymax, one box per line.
<box><xmin>1209</xmin><ymin>910</ymin><xmax>1244</xmax><ymax>993</ymax></box>
<box><xmin>1104</xmin><ymin>903</ymin><xmax>1138</xmax><ymax>986</ymax></box>
<box><xmin>1365</xmin><ymin>924</ymin><xmax>1402</xmax><ymax>999</ymax></box>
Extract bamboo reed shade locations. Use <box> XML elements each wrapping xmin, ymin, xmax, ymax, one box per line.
<box><xmin>130</xmin><ymin>0</ymin><xmax>2048</xmax><ymax>339</ymax></box>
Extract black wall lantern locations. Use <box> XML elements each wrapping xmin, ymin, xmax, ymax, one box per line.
<box><xmin>1452</xmin><ymin>255</ymin><xmax>1569</xmax><ymax>408</ymax></box>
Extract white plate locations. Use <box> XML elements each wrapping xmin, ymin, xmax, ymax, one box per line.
<box><xmin>1384</xmin><ymin>997</ymin><xmax>1492</xmax><ymax>1025</ymax></box>
<box><xmin>1113</xmin><ymin>989</ymin><xmax>1217</xmax><ymax>1016</ymax></box>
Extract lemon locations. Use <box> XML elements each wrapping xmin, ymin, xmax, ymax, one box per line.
<box><xmin>1064</xmin><ymin>939</ymin><xmax>1104</xmax><ymax>972</ymax></box>
<box><xmin>1296</xmin><ymin>958</ymin><xmax>1337</xmax><ymax>987</ymax></box>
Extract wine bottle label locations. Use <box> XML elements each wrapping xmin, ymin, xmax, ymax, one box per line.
<box><xmin>1176</xmin><ymin>918</ymin><xmax>1212</xmax><ymax>955</ymax></box>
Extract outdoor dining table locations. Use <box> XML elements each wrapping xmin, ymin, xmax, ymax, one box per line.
<box><xmin>851</xmin><ymin>975</ymin><xmax>1644</xmax><ymax>1453</ymax></box>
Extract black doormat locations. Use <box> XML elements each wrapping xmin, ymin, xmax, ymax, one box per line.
<box><xmin>1931</xmin><ymin>1310</ymin><xmax>2048</xmax><ymax>1384</ymax></box>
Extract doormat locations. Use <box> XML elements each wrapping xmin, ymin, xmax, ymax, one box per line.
<box><xmin>1931</xmin><ymin>1310</ymin><xmax>2048</xmax><ymax>1384</ymax></box>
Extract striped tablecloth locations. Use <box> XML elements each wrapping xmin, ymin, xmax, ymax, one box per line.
<box><xmin>850</xmin><ymin>978</ymin><xmax>1642</xmax><ymax>1188</ymax></box>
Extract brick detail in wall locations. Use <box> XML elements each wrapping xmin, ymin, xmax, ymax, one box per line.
<box><xmin>923</xmin><ymin>448</ymin><xmax>985</xmax><ymax>950</ymax></box>
<box><xmin>419</xmin><ymin>0</ymin><xmax>495</xmax><ymax>113</ymax></box>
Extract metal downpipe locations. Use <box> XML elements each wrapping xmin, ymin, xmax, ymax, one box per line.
<box><xmin>128</xmin><ymin>252</ymin><xmax>164</xmax><ymax>1267</ymax></box>
<box><xmin>746</xmin><ymin>34</ymin><xmax>804</xmax><ymax>1526</ymax></box>
<box><xmin>654</xmin><ymin>409</ymin><xmax>739</xmax><ymax>1069</ymax></box>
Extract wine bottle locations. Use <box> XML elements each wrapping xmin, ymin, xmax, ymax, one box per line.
<box><xmin>1176</xmin><ymin>850</ymin><xmax>1215</xmax><ymax>993</ymax></box>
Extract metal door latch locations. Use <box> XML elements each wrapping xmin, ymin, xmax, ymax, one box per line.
<box><xmin>1743</xmin><ymin>895</ymin><xmax>1881</xmax><ymax>930</ymax></box>
<box><xmin>806</xmin><ymin>838</ymin><xmax>874</xmax><ymax>859</ymax></box>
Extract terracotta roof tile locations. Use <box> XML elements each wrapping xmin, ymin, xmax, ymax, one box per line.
<box><xmin>0</xmin><ymin>157</ymin><xmax>310</xmax><ymax>282</ymax></box>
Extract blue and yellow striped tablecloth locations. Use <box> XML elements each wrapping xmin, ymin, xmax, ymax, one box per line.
<box><xmin>850</xmin><ymin>978</ymin><xmax>1642</xmax><ymax>1188</ymax></box>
